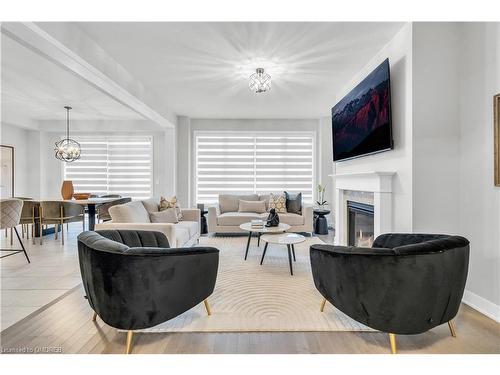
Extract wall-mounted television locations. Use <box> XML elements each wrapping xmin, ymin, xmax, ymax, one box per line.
<box><xmin>332</xmin><ymin>58</ymin><xmax>393</xmax><ymax>162</ymax></box>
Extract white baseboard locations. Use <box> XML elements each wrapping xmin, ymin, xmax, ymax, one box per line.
<box><xmin>462</xmin><ymin>290</ymin><xmax>500</xmax><ymax>323</ymax></box>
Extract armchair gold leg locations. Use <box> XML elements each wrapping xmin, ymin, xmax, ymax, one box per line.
<box><xmin>92</xmin><ymin>312</ymin><xmax>97</xmax><ymax>322</ymax></box>
<box><xmin>389</xmin><ymin>333</ymin><xmax>397</xmax><ymax>354</ymax></box>
<box><xmin>448</xmin><ymin>320</ymin><xmax>457</xmax><ymax>337</ymax></box>
<box><xmin>320</xmin><ymin>298</ymin><xmax>327</xmax><ymax>312</ymax></box>
<box><xmin>125</xmin><ymin>330</ymin><xmax>134</xmax><ymax>354</ymax></box>
<box><xmin>203</xmin><ymin>299</ymin><xmax>212</xmax><ymax>316</ymax></box>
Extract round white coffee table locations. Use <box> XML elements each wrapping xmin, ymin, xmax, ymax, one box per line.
<box><xmin>239</xmin><ymin>222</ymin><xmax>291</xmax><ymax>260</ymax></box>
<box><xmin>260</xmin><ymin>233</ymin><xmax>305</xmax><ymax>275</ymax></box>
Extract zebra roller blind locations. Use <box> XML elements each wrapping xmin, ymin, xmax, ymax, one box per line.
<box><xmin>63</xmin><ymin>136</ymin><xmax>153</xmax><ymax>200</ymax></box>
<box><xmin>195</xmin><ymin>133</ymin><xmax>315</xmax><ymax>204</ymax></box>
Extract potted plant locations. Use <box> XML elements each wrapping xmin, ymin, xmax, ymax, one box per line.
<box><xmin>316</xmin><ymin>183</ymin><xmax>328</xmax><ymax>209</ymax></box>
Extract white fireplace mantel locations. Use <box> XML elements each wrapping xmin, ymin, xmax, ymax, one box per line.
<box><xmin>330</xmin><ymin>171</ymin><xmax>396</xmax><ymax>245</ymax></box>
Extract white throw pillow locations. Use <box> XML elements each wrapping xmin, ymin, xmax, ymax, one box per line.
<box><xmin>108</xmin><ymin>201</ymin><xmax>151</xmax><ymax>223</ymax></box>
<box><xmin>238</xmin><ymin>199</ymin><xmax>267</xmax><ymax>213</ymax></box>
<box><xmin>149</xmin><ymin>208</ymin><xmax>179</xmax><ymax>223</ymax></box>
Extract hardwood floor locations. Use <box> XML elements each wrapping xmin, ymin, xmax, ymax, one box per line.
<box><xmin>1</xmin><ymin>284</ymin><xmax>499</xmax><ymax>354</ymax></box>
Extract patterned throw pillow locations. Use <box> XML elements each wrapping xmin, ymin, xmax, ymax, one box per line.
<box><xmin>268</xmin><ymin>193</ymin><xmax>287</xmax><ymax>213</ymax></box>
<box><xmin>159</xmin><ymin>196</ymin><xmax>183</xmax><ymax>221</ymax></box>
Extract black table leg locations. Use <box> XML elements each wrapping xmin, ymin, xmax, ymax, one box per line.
<box><xmin>260</xmin><ymin>242</ymin><xmax>269</xmax><ymax>265</ymax></box>
<box><xmin>244</xmin><ymin>231</ymin><xmax>252</xmax><ymax>260</ymax></box>
<box><xmin>291</xmin><ymin>244</ymin><xmax>296</xmax><ymax>262</ymax></box>
<box><xmin>257</xmin><ymin>233</ymin><xmax>261</xmax><ymax>247</ymax></box>
<box><xmin>88</xmin><ymin>204</ymin><xmax>96</xmax><ymax>231</ymax></box>
<box><xmin>287</xmin><ymin>244</ymin><xmax>294</xmax><ymax>275</ymax></box>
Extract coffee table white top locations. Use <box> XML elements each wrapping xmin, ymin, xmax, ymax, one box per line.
<box><xmin>239</xmin><ymin>222</ymin><xmax>290</xmax><ymax>233</ymax></box>
<box><xmin>261</xmin><ymin>233</ymin><xmax>306</xmax><ymax>245</ymax></box>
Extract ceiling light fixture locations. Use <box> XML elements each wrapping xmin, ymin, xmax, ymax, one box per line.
<box><xmin>249</xmin><ymin>68</ymin><xmax>271</xmax><ymax>94</ymax></box>
<box><xmin>54</xmin><ymin>106</ymin><xmax>81</xmax><ymax>163</ymax></box>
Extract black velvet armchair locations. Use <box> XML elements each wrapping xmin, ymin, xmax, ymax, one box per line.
<box><xmin>310</xmin><ymin>233</ymin><xmax>470</xmax><ymax>354</ymax></box>
<box><xmin>77</xmin><ymin>229</ymin><xmax>219</xmax><ymax>354</ymax></box>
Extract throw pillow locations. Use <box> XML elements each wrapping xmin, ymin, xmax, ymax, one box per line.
<box><xmin>159</xmin><ymin>196</ymin><xmax>183</xmax><ymax>221</ymax></box>
<box><xmin>150</xmin><ymin>208</ymin><xmax>179</xmax><ymax>223</ymax></box>
<box><xmin>285</xmin><ymin>191</ymin><xmax>302</xmax><ymax>215</ymax></box>
<box><xmin>268</xmin><ymin>192</ymin><xmax>287</xmax><ymax>213</ymax></box>
<box><xmin>238</xmin><ymin>199</ymin><xmax>267</xmax><ymax>214</ymax></box>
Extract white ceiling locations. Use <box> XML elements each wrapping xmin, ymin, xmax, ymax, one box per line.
<box><xmin>1</xmin><ymin>33</ymin><xmax>145</xmax><ymax>124</ymax></box>
<box><xmin>76</xmin><ymin>22</ymin><xmax>404</xmax><ymax>118</ymax></box>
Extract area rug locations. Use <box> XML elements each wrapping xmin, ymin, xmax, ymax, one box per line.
<box><xmin>142</xmin><ymin>235</ymin><xmax>372</xmax><ymax>333</ymax></box>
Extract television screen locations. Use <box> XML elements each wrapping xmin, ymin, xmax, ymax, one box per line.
<box><xmin>332</xmin><ymin>58</ymin><xmax>393</xmax><ymax>162</ymax></box>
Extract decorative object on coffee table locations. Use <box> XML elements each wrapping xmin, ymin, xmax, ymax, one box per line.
<box><xmin>494</xmin><ymin>93</ymin><xmax>499</xmax><ymax>186</ymax></box>
<box><xmin>313</xmin><ymin>208</ymin><xmax>330</xmax><ymax>235</ymax></box>
<box><xmin>239</xmin><ymin>222</ymin><xmax>290</xmax><ymax>260</ymax></box>
<box><xmin>60</xmin><ymin>180</ymin><xmax>74</xmax><ymax>200</ymax></box>
<box><xmin>260</xmin><ymin>233</ymin><xmax>305</xmax><ymax>275</ymax></box>
<box><xmin>265</xmin><ymin>208</ymin><xmax>280</xmax><ymax>227</ymax></box>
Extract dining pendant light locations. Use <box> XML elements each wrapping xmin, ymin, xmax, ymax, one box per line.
<box><xmin>54</xmin><ymin>106</ymin><xmax>81</xmax><ymax>162</ymax></box>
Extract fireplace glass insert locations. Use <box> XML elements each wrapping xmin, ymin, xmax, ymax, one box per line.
<box><xmin>347</xmin><ymin>200</ymin><xmax>374</xmax><ymax>247</ymax></box>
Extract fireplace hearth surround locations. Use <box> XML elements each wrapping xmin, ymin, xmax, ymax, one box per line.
<box><xmin>347</xmin><ymin>201</ymin><xmax>374</xmax><ymax>247</ymax></box>
<box><xmin>331</xmin><ymin>172</ymin><xmax>395</xmax><ymax>246</ymax></box>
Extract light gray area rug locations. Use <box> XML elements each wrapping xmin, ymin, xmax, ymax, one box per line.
<box><xmin>143</xmin><ymin>235</ymin><xmax>371</xmax><ymax>333</ymax></box>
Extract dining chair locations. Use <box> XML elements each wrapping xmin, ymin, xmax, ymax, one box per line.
<box><xmin>9</xmin><ymin>197</ymin><xmax>33</xmax><ymax>244</ymax></box>
<box><xmin>39</xmin><ymin>201</ymin><xmax>85</xmax><ymax>245</ymax></box>
<box><xmin>20</xmin><ymin>200</ymin><xmax>40</xmax><ymax>244</ymax></box>
<box><xmin>0</xmin><ymin>199</ymin><xmax>30</xmax><ymax>263</ymax></box>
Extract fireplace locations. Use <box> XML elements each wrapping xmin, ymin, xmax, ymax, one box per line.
<box><xmin>347</xmin><ymin>201</ymin><xmax>374</xmax><ymax>247</ymax></box>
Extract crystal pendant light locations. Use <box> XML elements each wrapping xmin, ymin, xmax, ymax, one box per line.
<box><xmin>249</xmin><ymin>68</ymin><xmax>271</xmax><ymax>93</ymax></box>
<box><xmin>54</xmin><ymin>106</ymin><xmax>81</xmax><ymax>162</ymax></box>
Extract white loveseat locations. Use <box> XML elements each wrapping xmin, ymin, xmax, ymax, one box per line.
<box><xmin>95</xmin><ymin>200</ymin><xmax>200</xmax><ymax>247</ymax></box>
<box><xmin>207</xmin><ymin>194</ymin><xmax>313</xmax><ymax>234</ymax></box>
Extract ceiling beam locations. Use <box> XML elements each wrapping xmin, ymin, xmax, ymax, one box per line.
<box><xmin>1</xmin><ymin>22</ymin><xmax>175</xmax><ymax>129</ymax></box>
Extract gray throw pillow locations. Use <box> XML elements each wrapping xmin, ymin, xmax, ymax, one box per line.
<box><xmin>285</xmin><ymin>191</ymin><xmax>302</xmax><ymax>215</ymax></box>
<box><xmin>149</xmin><ymin>208</ymin><xmax>179</xmax><ymax>223</ymax></box>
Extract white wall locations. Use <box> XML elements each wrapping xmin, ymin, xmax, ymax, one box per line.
<box><xmin>411</xmin><ymin>23</ymin><xmax>461</xmax><ymax>234</ymax></box>
<box><xmin>333</xmin><ymin>23</ymin><xmax>414</xmax><ymax>232</ymax></box>
<box><xmin>177</xmin><ymin>118</ymin><xmax>333</xmax><ymax>209</ymax></box>
<box><xmin>0</xmin><ymin>123</ymin><xmax>39</xmax><ymax>198</ymax></box>
<box><xmin>458</xmin><ymin>22</ymin><xmax>500</xmax><ymax>317</ymax></box>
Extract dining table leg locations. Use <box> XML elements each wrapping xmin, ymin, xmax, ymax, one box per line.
<box><xmin>87</xmin><ymin>204</ymin><xmax>96</xmax><ymax>231</ymax></box>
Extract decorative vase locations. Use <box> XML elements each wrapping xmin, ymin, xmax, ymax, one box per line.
<box><xmin>61</xmin><ymin>180</ymin><xmax>74</xmax><ymax>200</ymax></box>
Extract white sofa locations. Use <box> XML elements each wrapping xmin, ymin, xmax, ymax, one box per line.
<box><xmin>95</xmin><ymin>199</ymin><xmax>200</xmax><ymax>247</ymax></box>
<box><xmin>207</xmin><ymin>194</ymin><xmax>313</xmax><ymax>234</ymax></box>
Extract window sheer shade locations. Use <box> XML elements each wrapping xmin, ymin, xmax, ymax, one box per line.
<box><xmin>195</xmin><ymin>133</ymin><xmax>314</xmax><ymax>204</ymax></box>
<box><xmin>64</xmin><ymin>136</ymin><xmax>153</xmax><ymax>200</ymax></box>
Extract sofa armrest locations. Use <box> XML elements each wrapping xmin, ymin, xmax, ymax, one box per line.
<box><xmin>181</xmin><ymin>208</ymin><xmax>200</xmax><ymax>223</ymax></box>
<box><xmin>95</xmin><ymin>222</ymin><xmax>177</xmax><ymax>248</ymax></box>
<box><xmin>302</xmin><ymin>205</ymin><xmax>313</xmax><ymax>229</ymax></box>
<box><xmin>207</xmin><ymin>206</ymin><xmax>218</xmax><ymax>232</ymax></box>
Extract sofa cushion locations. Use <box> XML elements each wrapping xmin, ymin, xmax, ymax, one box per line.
<box><xmin>269</xmin><ymin>192</ymin><xmax>287</xmax><ymax>213</ymax></box>
<box><xmin>219</xmin><ymin>194</ymin><xmax>259</xmax><ymax>213</ymax></box>
<box><xmin>109</xmin><ymin>201</ymin><xmax>151</xmax><ymax>223</ymax></box>
<box><xmin>142</xmin><ymin>198</ymin><xmax>159</xmax><ymax>213</ymax></box>
<box><xmin>259</xmin><ymin>212</ymin><xmax>304</xmax><ymax>226</ymax></box>
<box><xmin>159</xmin><ymin>196</ymin><xmax>183</xmax><ymax>221</ymax></box>
<box><xmin>285</xmin><ymin>191</ymin><xmax>302</xmax><ymax>215</ymax></box>
<box><xmin>238</xmin><ymin>199</ymin><xmax>266</xmax><ymax>214</ymax></box>
<box><xmin>149</xmin><ymin>208</ymin><xmax>178</xmax><ymax>223</ymax></box>
<box><xmin>175</xmin><ymin>221</ymin><xmax>199</xmax><ymax>238</ymax></box>
<box><xmin>218</xmin><ymin>212</ymin><xmax>261</xmax><ymax>226</ymax></box>
<box><xmin>259</xmin><ymin>194</ymin><xmax>270</xmax><ymax>211</ymax></box>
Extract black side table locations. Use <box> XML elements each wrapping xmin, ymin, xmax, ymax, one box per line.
<box><xmin>313</xmin><ymin>209</ymin><xmax>330</xmax><ymax>235</ymax></box>
<box><xmin>200</xmin><ymin>210</ymin><xmax>208</xmax><ymax>235</ymax></box>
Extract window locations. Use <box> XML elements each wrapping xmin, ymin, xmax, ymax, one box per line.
<box><xmin>64</xmin><ymin>136</ymin><xmax>153</xmax><ymax>200</ymax></box>
<box><xmin>195</xmin><ymin>132</ymin><xmax>315</xmax><ymax>204</ymax></box>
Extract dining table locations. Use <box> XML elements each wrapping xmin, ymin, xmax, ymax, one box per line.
<box><xmin>34</xmin><ymin>197</ymin><xmax>125</xmax><ymax>232</ymax></box>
